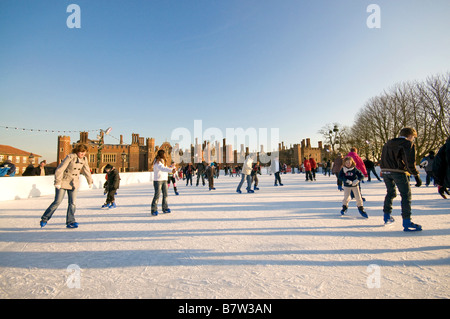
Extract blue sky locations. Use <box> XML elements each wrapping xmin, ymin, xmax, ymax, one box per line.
<box><xmin>1</xmin><ymin>0</ymin><xmax>449</xmax><ymax>162</ymax></box>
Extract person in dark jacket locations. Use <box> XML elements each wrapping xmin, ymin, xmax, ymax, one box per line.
<box><xmin>102</xmin><ymin>164</ymin><xmax>120</xmax><ymax>209</ymax></box>
<box><xmin>420</xmin><ymin>151</ymin><xmax>436</xmax><ymax>187</ymax></box>
<box><xmin>251</xmin><ymin>161</ymin><xmax>261</xmax><ymax>190</ymax></box>
<box><xmin>432</xmin><ymin>136</ymin><xmax>450</xmax><ymax>199</ymax></box>
<box><xmin>184</xmin><ymin>163</ymin><xmax>194</xmax><ymax>186</ymax></box>
<box><xmin>332</xmin><ymin>153</ymin><xmax>344</xmax><ymax>191</ymax></box>
<box><xmin>205</xmin><ymin>162</ymin><xmax>215</xmax><ymax>190</ymax></box>
<box><xmin>34</xmin><ymin>160</ymin><xmax>51</xmax><ymax>176</ymax></box>
<box><xmin>364</xmin><ymin>158</ymin><xmax>381</xmax><ymax>182</ymax></box>
<box><xmin>380</xmin><ymin>127</ymin><xmax>422</xmax><ymax>231</ymax></box>
<box><xmin>195</xmin><ymin>161</ymin><xmax>206</xmax><ymax>186</ymax></box>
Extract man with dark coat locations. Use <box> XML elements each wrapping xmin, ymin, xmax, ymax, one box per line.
<box><xmin>380</xmin><ymin>127</ymin><xmax>422</xmax><ymax>231</ymax></box>
<box><xmin>432</xmin><ymin>136</ymin><xmax>450</xmax><ymax>199</ymax></box>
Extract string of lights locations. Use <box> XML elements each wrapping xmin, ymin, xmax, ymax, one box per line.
<box><xmin>0</xmin><ymin>125</ymin><xmax>100</xmax><ymax>134</ymax></box>
<box><xmin>1</xmin><ymin>125</ymin><xmax>122</xmax><ymax>142</ymax></box>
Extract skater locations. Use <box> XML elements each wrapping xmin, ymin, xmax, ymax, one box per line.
<box><xmin>251</xmin><ymin>160</ymin><xmax>261</xmax><ymax>190</ymax></box>
<box><xmin>420</xmin><ymin>151</ymin><xmax>436</xmax><ymax>186</ymax></box>
<box><xmin>35</xmin><ymin>160</ymin><xmax>51</xmax><ymax>176</ymax></box>
<box><xmin>0</xmin><ymin>160</ymin><xmax>16</xmax><ymax>177</ymax></box>
<box><xmin>338</xmin><ymin>156</ymin><xmax>368</xmax><ymax>218</ymax></box>
<box><xmin>195</xmin><ymin>161</ymin><xmax>206</xmax><ymax>186</ymax></box>
<box><xmin>206</xmin><ymin>162</ymin><xmax>216</xmax><ymax>190</ymax></box>
<box><xmin>332</xmin><ymin>153</ymin><xmax>344</xmax><ymax>191</ymax></box>
<box><xmin>184</xmin><ymin>163</ymin><xmax>194</xmax><ymax>186</ymax></box>
<box><xmin>237</xmin><ymin>154</ymin><xmax>255</xmax><ymax>193</ymax></box>
<box><xmin>303</xmin><ymin>157</ymin><xmax>313</xmax><ymax>182</ymax></box>
<box><xmin>432</xmin><ymin>136</ymin><xmax>450</xmax><ymax>199</ymax></box>
<box><xmin>102</xmin><ymin>164</ymin><xmax>120</xmax><ymax>209</ymax></box>
<box><xmin>347</xmin><ymin>148</ymin><xmax>368</xmax><ymax>201</ymax></box>
<box><xmin>309</xmin><ymin>156</ymin><xmax>317</xmax><ymax>180</ymax></box>
<box><xmin>270</xmin><ymin>155</ymin><xmax>283</xmax><ymax>186</ymax></box>
<box><xmin>40</xmin><ymin>143</ymin><xmax>93</xmax><ymax>228</ymax></box>
<box><xmin>151</xmin><ymin>149</ymin><xmax>176</xmax><ymax>216</ymax></box>
<box><xmin>347</xmin><ymin>147</ymin><xmax>368</xmax><ymax>178</ymax></box>
<box><xmin>380</xmin><ymin>127</ymin><xmax>423</xmax><ymax>231</ymax></box>
<box><xmin>364</xmin><ymin>157</ymin><xmax>381</xmax><ymax>182</ymax></box>
<box><xmin>167</xmin><ymin>162</ymin><xmax>179</xmax><ymax>195</ymax></box>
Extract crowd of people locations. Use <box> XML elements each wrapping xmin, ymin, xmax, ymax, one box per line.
<box><xmin>36</xmin><ymin>127</ymin><xmax>449</xmax><ymax>232</ymax></box>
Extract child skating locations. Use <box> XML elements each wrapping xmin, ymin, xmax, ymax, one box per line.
<box><xmin>167</xmin><ymin>162</ymin><xmax>179</xmax><ymax>195</ymax></box>
<box><xmin>338</xmin><ymin>156</ymin><xmax>368</xmax><ymax>218</ymax></box>
<box><xmin>102</xmin><ymin>164</ymin><xmax>121</xmax><ymax>209</ymax></box>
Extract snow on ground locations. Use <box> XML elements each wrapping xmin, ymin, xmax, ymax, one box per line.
<box><xmin>0</xmin><ymin>171</ymin><xmax>449</xmax><ymax>299</ymax></box>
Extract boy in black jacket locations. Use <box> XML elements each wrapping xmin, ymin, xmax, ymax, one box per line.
<box><xmin>380</xmin><ymin>127</ymin><xmax>422</xmax><ymax>231</ymax></box>
<box><xmin>102</xmin><ymin>164</ymin><xmax>121</xmax><ymax>209</ymax></box>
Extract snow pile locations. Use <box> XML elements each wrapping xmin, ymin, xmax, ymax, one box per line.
<box><xmin>0</xmin><ymin>171</ymin><xmax>449</xmax><ymax>299</ymax></box>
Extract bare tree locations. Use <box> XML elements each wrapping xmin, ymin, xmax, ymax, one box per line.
<box><xmin>349</xmin><ymin>72</ymin><xmax>449</xmax><ymax>162</ymax></box>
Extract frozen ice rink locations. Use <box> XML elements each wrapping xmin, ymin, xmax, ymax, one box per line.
<box><xmin>0</xmin><ymin>172</ymin><xmax>449</xmax><ymax>298</ymax></box>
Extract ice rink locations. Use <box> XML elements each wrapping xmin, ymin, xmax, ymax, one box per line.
<box><xmin>0</xmin><ymin>171</ymin><xmax>449</xmax><ymax>299</ymax></box>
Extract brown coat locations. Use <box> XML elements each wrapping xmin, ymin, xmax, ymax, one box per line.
<box><xmin>332</xmin><ymin>155</ymin><xmax>344</xmax><ymax>174</ymax></box>
<box><xmin>55</xmin><ymin>153</ymin><xmax>93</xmax><ymax>190</ymax></box>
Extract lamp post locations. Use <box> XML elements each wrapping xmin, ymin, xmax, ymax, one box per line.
<box><xmin>328</xmin><ymin>125</ymin><xmax>340</xmax><ymax>155</ymax></box>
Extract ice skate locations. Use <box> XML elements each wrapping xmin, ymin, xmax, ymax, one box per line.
<box><xmin>384</xmin><ymin>213</ymin><xmax>395</xmax><ymax>225</ymax></box>
<box><xmin>403</xmin><ymin>219</ymin><xmax>422</xmax><ymax>232</ymax></box>
<box><xmin>358</xmin><ymin>206</ymin><xmax>368</xmax><ymax>218</ymax></box>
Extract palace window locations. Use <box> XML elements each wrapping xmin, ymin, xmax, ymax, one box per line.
<box><xmin>102</xmin><ymin>154</ymin><xmax>116</xmax><ymax>163</ymax></box>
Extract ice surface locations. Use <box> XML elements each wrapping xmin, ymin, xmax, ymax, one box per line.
<box><xmin>0</xmin><ymin>171</ymin><xmax>449</xmax><ymax>299</ymax></box>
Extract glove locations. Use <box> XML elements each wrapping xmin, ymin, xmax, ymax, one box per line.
<box><xmin>55</xmin><ymin>185</ymin><xmax>61</xmax><ymax>189</ymax></box>
<box><xmin>438</xmin><ymin>185</ymin><xmax>449</xmax><ymax>199</ymax></box>
<box><xmin>414</xmin><ymin>175</ymin><xmax>422</xmax><ymax>187</ymax></box>
<box><xmin>352</xmin><ymin>180</ymin><xmax>360</xmax><ymax>186</ymax></box>
<box><xmin>88</xmin><ymin>184</ymin><xmax>93</xmax><ymax>189</ymax></box>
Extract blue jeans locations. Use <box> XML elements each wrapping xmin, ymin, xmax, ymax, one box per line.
<box><xmin>151</xmin><ymin>181</ymin><xmax>168</xmax><ymax>213</ymax></box>
<box><xmin>382</xmin><ymin>172</ymin><xmax>412</xmax><ymax>220</ymax></box>
<box><xmin>41</xmin><ymin>187</ymin><xmax>78</xmax><ymax>225</ymax></box>
<box><xmin>237</xmin><ymin>174</ymin><xmax>252</xmax><ymax>192</ymax></box>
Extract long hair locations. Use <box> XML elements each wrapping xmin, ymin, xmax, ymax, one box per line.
<box><xmin>153</xmin><ymin>149</ymin><xmax>166</xmax><ymax>165</ymax></box>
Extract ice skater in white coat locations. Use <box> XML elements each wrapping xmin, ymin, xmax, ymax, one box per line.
<box><xmin>151</xmin><ymin>149</ymin><xmax>176</xmax><ymax>216</ymax></box>
<box><xmin>236</xmin><ymin>154</ymin><xmax>255</xmax><ymax>193</ymax></box>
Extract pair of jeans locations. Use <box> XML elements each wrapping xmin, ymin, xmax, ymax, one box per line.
<box><xmin>237</xmin><ymin>174</ymin><xmax>252</xmax><ymax>192</ymax></box>
<box><xmin>274</xmin><ymin>172</ymin><xmax>282</xmax><ymax>185</ymax></box>
<box><xmin>367</xmin><ymin>168</ymin><xmax>381</xmax><ymax>181</ymax></box>
<box><xmin>382</xmin><ymin>172</ymin><xmax>412</xmax><ymax>220</ymax></box>
<box><xmin>151</xmin><ymin>181</ymin><xmax>168</xmax><ymax>213</ymax></box>
<box><xmin>41</xmin><ymin>187</ymin><xmax>78</xmax><ymax>225</ymax></box>
<box><xmin>196</xmin><ymin>173</ymin><xmax>205</xmax><ymax>186</ymax></box>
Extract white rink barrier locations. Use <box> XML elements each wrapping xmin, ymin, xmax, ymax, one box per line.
<box><xmin>0</xmin><ymin>172</ymin><xmax>153</xmax><ymax>202</ymax></box>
